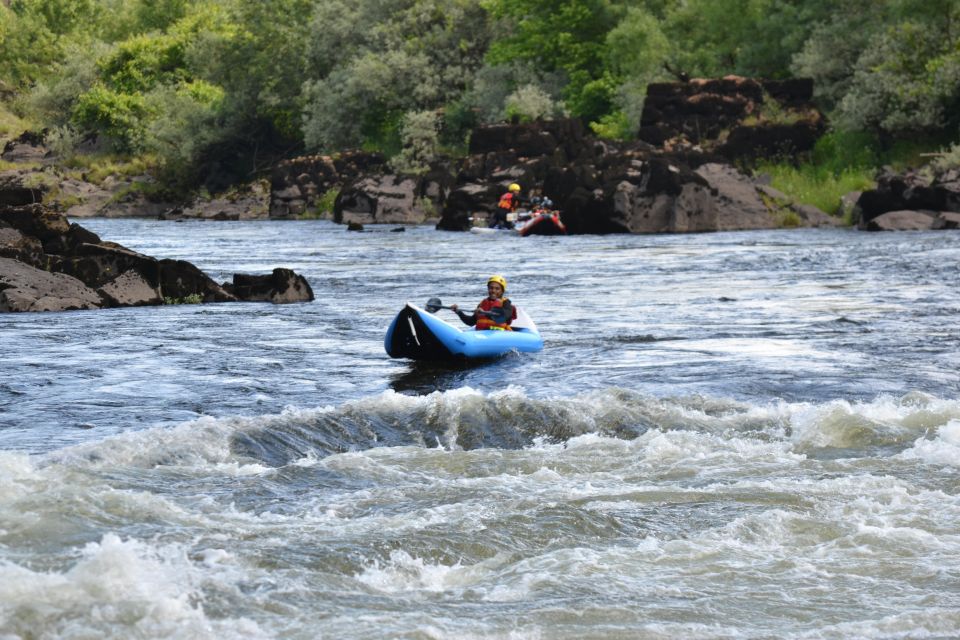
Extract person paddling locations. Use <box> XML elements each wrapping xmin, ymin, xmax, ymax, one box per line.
<box><xmin>450</xmin><ymin>274</ymin><xmax>516</xmax><ymax>331</ymax></box>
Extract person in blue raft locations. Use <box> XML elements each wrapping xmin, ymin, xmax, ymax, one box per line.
<box><xmin>450</xmin><ymin>274</ymin><xmax>517</xmax><ymax>330</ymax></box>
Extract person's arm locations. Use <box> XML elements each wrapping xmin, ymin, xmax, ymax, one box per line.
<box><xmin>450</xmin><ymin>304</ymin><xmax>477</xmax><ymax>326</ymax></box>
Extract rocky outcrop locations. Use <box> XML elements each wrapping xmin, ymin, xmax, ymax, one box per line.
<box><xmin>1</xmin><ymin>131</ymin><xmax>50</xmax><ymax>164</ymax></box>
<box><xmin>855</xmin><ymin>167</ymin><xmax>960</xmax><ymax>230</ymax></box>
<box><xmin>162</xmin><ymin>180</ymin><xmax>271</xmax><ymax>221</ymax></box>
<box><xmin>865</xmin><ymin>210</ymin><xmax>960</xmax><ymax>231</ymax></box>
<box><xmin>638</xmin><ymin>76</ymin><xmax>824</xmax><ymax>163</ymax></box>
<box><xmin>270</xmin><ymin>150</ymin><xmax>387</xmax><ymax>219</ymax></box>
<box><xmin>434</xmin><ymin>118</ymin><xmax>834</xmax><ymax>234</ymax></box>
<box><xmin>0</xmin><ymin>257</ymin><xmax>103</xmax><ymax>312</ymax></box>
<box><xmin>0</xmin><ymin>172</ymin><xmax>314</xmax><ymax>312</ymax></box>
<box><xmin>157</xmin><ymin>259</ymin><xmax>235</xmax><ymax>302</ymax></box>
<box><xmin>334</xmin><ymin>168</ymin><xmax>453</xmax><ymax>225</ymax></box>
<box><xmin>223</xmin><ymin>269</ymin><xmax>314</xmax><ymax>304</ymax></box>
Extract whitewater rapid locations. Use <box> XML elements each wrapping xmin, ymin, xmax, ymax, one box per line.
<box><xmin>2</xmin><ymin>221</ymin><xmax>959</xmax><ymax>638</ymax></box>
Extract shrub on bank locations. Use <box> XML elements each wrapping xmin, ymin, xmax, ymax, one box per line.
<box><xmin>757</xmin><ymin>131</ymin><xmax>948</xmax><ymax>219</ymax></box>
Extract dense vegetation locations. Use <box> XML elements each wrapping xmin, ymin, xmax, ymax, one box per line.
<box><xmin>1</xmin><ymin>0</ymin><xmax>959</xmax><ymax>202</ymax></box>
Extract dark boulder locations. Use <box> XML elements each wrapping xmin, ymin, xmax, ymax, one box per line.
<box><xmin>855</xmin><ymin>167</ymin><xmax>960</xmax><ymax>229</ymax></box>
<box><xmin>269</xmin><ymin>150</ymin><xmax>387</xmax><ymax>220</ymax></box>
<box><xmin>0</xmin><ymin>195</ymin><xmax>314</xmax><ymax>311</ymax></box>
<box><xmin>335</xmin><ymin>167</ymin><xmax>454</xmax><ymax>226</ymax></box>
<box><xmin>718</xmin><ymin>121</ymin><xmax>824</xmax><ymax>164</ymax></box>
<box><xmin>158</xmin><ymin>259</ymin><xmax>236</xmax><ymax>302</ymax></box>
<box><xmin>0</xmin><ymin>256</ymin><xmax>102</xmax><ymax>312</ymax></box>
<box><xmin>468</xmin><ymin>118</ymin><xmax>589</xmax><ymax>159</ymax></box>
<box><xmin>1</xmin><ymin>131</ymin><xmax>50</xmax><ymax>164</ymax></box>
<box><xmin>58</xmin><ymin>243</ymin><xmax>160</xmax><ymax>290</ymax></box>
<box><xmin>97</xmin><ymin>269</ymin><xmax>164</xmax><ymax>307</ymax></box>
<box><xmin>437</xmin><ymin>183</ymin><xmax>501</xmax><ymax>231</ymax></box>
<box><xmin>0</xmin><ymin>203</ymin><xmax>69</xmax><ymax>243</ymax></box>
<box><xmin>639</xmin><ymin>75</ymin><xmax>823</xmax><ymax>163</ymax></box>
<box><xmin>0</xmin><ymin>174</ymin><xmax>45</xmax><ymax>206</ymax></box>
<box><xmin>225</xmin><ymin>268</ymin><xmax>314</xmax><ymax>304</ymax></box>
<box><xmin>866</xmin><ymin>210</ymin><xmax>937</xmax><ymax>231</ymax></box>
<box><xmin>934</xmin><ymin>211</ymin><xmax>960</xmax><ymax>229</ymax></box>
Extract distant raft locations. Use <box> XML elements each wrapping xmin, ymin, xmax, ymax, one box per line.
<box><xmin>384</xmin><ymin>303</ymin><xmax>543</xmax><ymax>360</ymax></box>
<box><xmin>517</xmin><ymin>211</ymin><xmax>567</xmax><ymax>236</ymax></box>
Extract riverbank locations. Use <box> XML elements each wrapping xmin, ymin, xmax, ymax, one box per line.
<box><xmin>2</xmin><ymin>78</ymin><xmax>957</xmax><ymax>234</ymax></box>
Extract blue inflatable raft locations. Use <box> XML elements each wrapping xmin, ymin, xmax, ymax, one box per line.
<box><xmin>384</xmin><ymin>303</ymin><xmax>543</xmax><ymax>360</ymax></box>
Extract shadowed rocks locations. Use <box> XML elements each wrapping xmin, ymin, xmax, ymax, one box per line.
<box><xmin>0</xmin><ymin>172</ymin><xmax>314</xmax><ymax>313</ymax></box>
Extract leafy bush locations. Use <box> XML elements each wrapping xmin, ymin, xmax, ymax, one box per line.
<box><xmin>503</xmin><ymin>84</ymin><xmax>560</xmax><ymax>123</ymax></box>
<box><xmin>389</xmin><ymin>110</ymin><xmax>440</xmax><ymax>175</ymax></box>
<box><xmin>72</xmin><ymin>84</ymin><xmax>151</xmax><ymax>151</ymax></box>
<box><xmin>44</xmin><ymin>125</ymin><xmax>83</xmax><ymax>158</ymax></box>
<box><xmin>0</xmin><ymin>102</ymin><xmax>29</xmax><ymax>139</ymax></box>
<box><xmin>811</xmin><ymin>130</ymin><xmax>879</xmax><ymax>173</ymax></box>
<box><xmin>930</xmin><ymin>143</ymin><xmax>960</xmax><ymax>173</ymax></box>
<box><xmin>142</xmin><ymin>80</ymin><xmax>225</xmax><ymax>178</ymax></box>
<box><xmin>834</xmin><ymin>23</ymin><xmax>958</xmax><ymax>134</ymax></box>
<box><xmin>590</xmin><ymin>109</ymin><xmax>632</xmax><ymax>140</ymax></box>
<box><xmin>164</xmin><ymin>293</ymin><xmax>203</xmax><ymax>305</ymax></box>
<box><xmin>306</xmin><ymin>188</ymin><xmax>340</xmax><ymax>219</ymax></box>
<box><xmin>22</xmin><ymin>41</ymin><xmax>106</xmax><ymax>126</ymax></box>
<box><xmin>98</xmin><ymin>33</ymin><xmax>187</xmax><ymax>93</ymax></box>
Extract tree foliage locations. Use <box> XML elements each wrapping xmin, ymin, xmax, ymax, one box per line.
<box><xmin>2</xmin><ymin>0</ymin><xmax>959</xmax><ymax>190</ymax></box>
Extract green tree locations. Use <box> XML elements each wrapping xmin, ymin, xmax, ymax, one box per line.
<box><xmin>482</xmin><ymin>0</ymin><xmax>620</xmax><ymax>121</ymax></box>
<box><xmin>662</xmin><ymin>0</ymin><xmax>836</xmax><ymax>79</ymax></box>
<box><xmin>601</xmin><ymin>5</ymin><xmax>669</xmax><ymax>137</ymax></box>
<box><xmin>301</xmin><ymin>0</ymin><xmax>493</xmax><ymax>152</ymax></box>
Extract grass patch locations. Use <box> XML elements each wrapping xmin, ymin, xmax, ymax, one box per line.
<box><xmin>755</xmin><ymin>130</ymin><xmax>946</xmax><ymax>217</ymax></box>
<box><xmin>775</xmin><ymin>208</ymin><xmax>803</xmax><ymax>228</ymax></box>
<box><xmin>163</xmin><ymin>293</ymin><xmax>203</xmax><ymax>305</ymax></box>
<box><xmin>0</xmin><ymin>103</ymin><xmax>29</xmax><ymax>141</ymax></box>
<box><xmin>756</xmin><ymin>162</ymin><xmax>875</xmax><ymax>216</ymax></box>
<box><xmin>61</xmin><ymin>153</ymin><xmax>158</xmax><ymax>185</ymax></box>
<box><xmin>0</xmin><ymin>158</ymin><xmax>41</xmax><ymax>172</ymax></box>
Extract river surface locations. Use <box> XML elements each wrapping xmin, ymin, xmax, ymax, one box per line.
<box><xmin>2</xmin><ymin>219</ymin><xmax>959</xmax><ymax>639</ymax></box>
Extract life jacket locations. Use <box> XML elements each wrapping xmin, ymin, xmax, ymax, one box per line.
<box><xmin>476</xmin><ymin>297</ymin><xmax>516</xmax><ymax>331</ymax></box>
<box><xmin>498</xmin><ymin>192</ymin><xmax>517</xmax><ymax>211</ymax></box>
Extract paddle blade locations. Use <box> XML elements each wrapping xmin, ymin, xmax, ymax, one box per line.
<box><xmin>425</xmin><ymin>297</ymin><xmax>443</xmax><ymax>313</ymax></box>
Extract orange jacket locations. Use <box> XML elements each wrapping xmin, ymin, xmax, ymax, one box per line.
<box><xmin>498</xmin><ymin>192</ymin><xmax>519</xmax><ymax>212</ymax></box>
<box><xmin>475</xmin><ymin>297</ymin><xmax>516</xmax><ymax>330</ymax></box>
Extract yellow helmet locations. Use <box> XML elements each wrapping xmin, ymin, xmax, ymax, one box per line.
<box><xmin>508</xmin><ymin>183</ymin><xmax>521</xmax><ymax>193</ymax></box>
<box><xmin>487</xmin><ymin>274</ymin><xmax>507</xmax><ymax>291</ymax></box>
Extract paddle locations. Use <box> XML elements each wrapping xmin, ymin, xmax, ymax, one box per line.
<box><xmin>425</xmin><ymin>297</ymin><xmax>497</xmax><ymax>317</ymax></box>
<box><xmin>425</xmin><ymin>297</ymin><xmax>455</xmax><ymax>313</ymax></box>
<box><xmin>423</xmin><ymin>298</ymin><xmax>501</xmax><ymax>322</ymax></box>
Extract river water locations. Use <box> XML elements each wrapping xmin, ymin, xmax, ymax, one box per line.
<box><xmin>2</xmin><ymin>219</ymin><xmax>959</xmax><ymax>639</ymax></box>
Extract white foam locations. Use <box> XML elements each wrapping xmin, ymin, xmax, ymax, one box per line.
<box><xmin>0</xmin><ymin>533</ymin><xmax>265</xmax><ymax>639</ymax></box>
<box><xmin>898</xmin><ymin>419</ymin><xmax>960</xmax><ymax>466</ymax></box>
<box><xmin>196</xmin><ymin>548</ymin><xmax>233</xmax><ymax>566</ymax></box>
<box><xmin>788</xmin><ymin>394</ymin><xmax>960</xmax><ymax>450</ymax></box>
<box><xmin>798</xmin><ymin>608</ymin><xmax>960</xmax><ymax>639</ymax></box>
<box><xmin>0</xmin><ymin>452</ymin><xmax>39</xmax><ymax>504</ymax></box>
<box><xmin>355</xmin><ymin>549</ymin><xmax>487</xmax><ymax>594</ymax></box>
